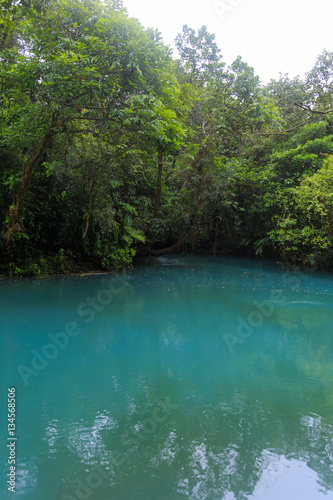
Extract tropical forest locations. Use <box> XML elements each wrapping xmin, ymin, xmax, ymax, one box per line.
<box><xmin>2</xmin><ymin>0</ymin><xmax>333</xmax><ymax>276</ymax></box>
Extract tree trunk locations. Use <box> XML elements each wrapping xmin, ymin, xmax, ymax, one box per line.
<box><xmin>137</xmin><ymin>231</ymin><xmax>186</xmax><ymax>257</ymax></box>
<box><xmin>5</xmin><ymin>113</ymin><xmax>60</xmax><ymax>243</ymax></box>
<box><xmin>154</xmin><ymin>150</ymin><xmax>163</xmax><ymax>218</ymax></box>
<box><xmin>83</xmin><ymin>180</ymin><xmax>93</xmax><ymax>240</ymax></box>
<box><xmin>150</xmin><ymin>231</ymin><xmax>185</xmax><ymax>256</ymax></box>
<box><xmin>189</xmin><ymin>148</ymin><xmax>204</xmax><ymax>255</ymax></box>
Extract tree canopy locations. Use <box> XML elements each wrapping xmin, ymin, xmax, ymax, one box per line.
<box><xmin>1</xmin><ymin>0</ymin><xmax>333</xmax><ymax>276</ymax></box>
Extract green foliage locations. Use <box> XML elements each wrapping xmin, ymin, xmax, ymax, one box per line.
<box><xmin>100</xmin><ymin>246</ymin><xmax>136</xmax><ymax>272</ymax></box>
<box><xmin>306</xmin><ymin>49</ymin><xmax>333</xmax><ymax>109</ymax></box>
<box><xmin>1</xmin><ymin>1</ymin><xmax>333</xmax><ymax>274</ymax></box>
<box><xmin>269</xmin><ymin>156</ymin><xmax>333</xmax><ymax>266</ymax></box>
<box><xmin>5</xmin><ymin>248</ymin><xmax>74</xmax><ymax>277</ymax></box>
<box><xmin>175</xmin><ymin>25</ymin><xmax>223</xmax><ymax>85</ymax></box>
<box><xmin>269</xmin><ymin>135</ymin><xmax>333</xmax><ymax>180</ymax></box>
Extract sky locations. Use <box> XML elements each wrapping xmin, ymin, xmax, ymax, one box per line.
<box><xmin>123</xmin><ymin>0</ymin><xmax>333</xmax><ymax>83</ymax></box>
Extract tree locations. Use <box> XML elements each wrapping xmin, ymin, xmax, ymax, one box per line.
<box><xmin>306</xmin><ymin>49</ymin><xmax>333</xmax><ymax>110</ymax></box>
<box><xmin>1</xmin><ymin>0</ymin><xmax>180</xmax><ymax>244</ymax></box>
<box><xmin>270</xmin><ymin>156</ymin><xmax>333</xmax><ymax>266</ymax></box>
<box><xmin>175</xmin><ymin>25</ymin><xmax>224</xmax><ymax>85</ymax></box>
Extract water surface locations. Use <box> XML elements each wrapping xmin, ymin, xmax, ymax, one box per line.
<box><xmin>1</xmin><ymin>255</ymin><xmax>333</xmax><ymax>499</ymax></box>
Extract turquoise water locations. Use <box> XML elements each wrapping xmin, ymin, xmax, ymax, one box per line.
<box><xmin>1</xmin><ymin>255</ymin><xmax>333</xmax><ymax>500</ymax></box>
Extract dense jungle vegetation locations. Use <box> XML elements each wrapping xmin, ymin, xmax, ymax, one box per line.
<box><xmin>1</xmin><ymin>0</ymin><xmax>333</xmax><ymax>276</ymax></box>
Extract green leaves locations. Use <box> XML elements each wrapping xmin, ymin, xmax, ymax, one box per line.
<box><xmin>175</xmin><ymin>25</ymin><xmax>223</xmax><ymax>85</ymax></box>
<box><xmin>2</xmin><ymin>0</ymin><xmax>333</xmax><ymax>273</ymax></box>
<box><xmin>269</xmin><ymin>156</ymin><xmax>333</xmax><ymax>265</ymax></box>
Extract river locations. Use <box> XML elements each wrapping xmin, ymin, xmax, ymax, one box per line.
<box><xmin>1</xmin><ymin>255</ymin><xmax>333</xmax><ymax>499</ymax></box>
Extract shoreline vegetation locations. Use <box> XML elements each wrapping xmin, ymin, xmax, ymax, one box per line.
<box><xmin>2</xmin><ymin>251</ymin><xmax>333</xmax><ymax>280</ymax></box>
<box><xmin>1</xmin><ymin>0</ymin><xmax>333</xmax><ymax>277</ymax></box>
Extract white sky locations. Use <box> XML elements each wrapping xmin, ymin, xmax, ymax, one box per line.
<box><xmin>123</xmin><ymin>0</ymin><xmax>333</xmax><ymax>83</ymax></box>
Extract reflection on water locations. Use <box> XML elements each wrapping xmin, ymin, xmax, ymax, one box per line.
<box><xmin>1</xmin><ymin>255</ymin><xmax>333</xmax><ymax>499</ymax></box>
<box><xmin>250</xmin><ymin>455</ymin><xmax>333</xmax><ymax>500</ymax></box>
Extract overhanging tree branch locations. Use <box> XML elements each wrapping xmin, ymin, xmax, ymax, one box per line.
<box><xmin>257</xmin><ymin>105</ymin><xmax>333</xmax><ymax>136</ymax></box>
